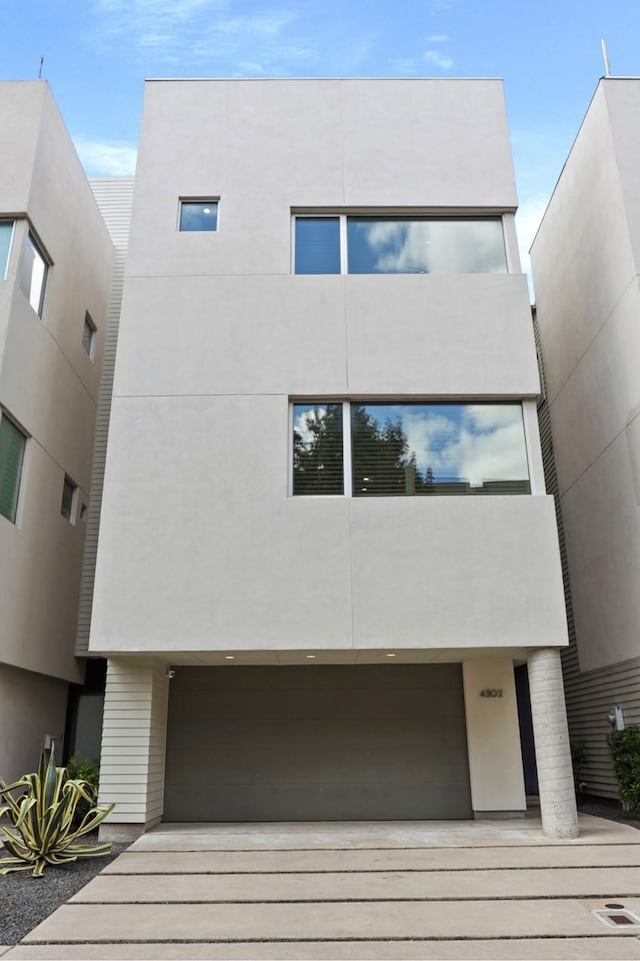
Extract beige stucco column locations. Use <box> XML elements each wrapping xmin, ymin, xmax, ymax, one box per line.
<box><xmin>462</xmin><ymin>659</ymin><xmax>526</xmax><ymax>816</ymax></box>
<box><xmin>527</xmin><ymin>648</ymin><xmax>578</xmax><ymax>838</ymax></box>
<box><xmin>97</xmin><ymin>657</ymin><xmax>170</xmax><ymax>840</ymax></box>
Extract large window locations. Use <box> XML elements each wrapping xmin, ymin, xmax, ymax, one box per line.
<box><xmin>0</xmin><ymin>221</ymin><xmax>14</xmax><ymax>279</ymax></box>
<box><xmin>294</xmin><ymin>216</ymin><xmax>507</xmax><ymax>275</ymax></box>
<box><xmin>19</xmin><ymin>233</ymin><xmax>48</xmax><ymax>315</ymax></box>
<box><xmin>0</xmin><ymin>413</ymin><xmax>26</xmax><ymax>523</ymax></box>
<box><xmin>292</xmin><ymin>402</ymin><xmax>530</xmax><ymax>496</ymax></box>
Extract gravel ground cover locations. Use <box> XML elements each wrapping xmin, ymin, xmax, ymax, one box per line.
<box><xmin>0</xmin><ymin>842</ymin><xmax>129</xmax><ymax>945</ymax></box>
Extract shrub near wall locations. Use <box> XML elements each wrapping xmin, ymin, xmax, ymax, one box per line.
<box><xmin>610</xmin><ymin>726</ymin><xmax>640</xmax><ymax>817</ymax></box>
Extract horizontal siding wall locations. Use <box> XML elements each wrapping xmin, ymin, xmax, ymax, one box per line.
<box><xmin>76</xmin><ymin>178</ymin><xmax>134</xmax><ymax>656</ymax></box>
<box><xmin>535</xmin><ymin>314</ymin><xmax>625</xmax><ymax>801</ymax></box>
<box><xmin>98</xmin><ymin>658</ymin><xmax>169</xmax><ymax>823</ymax></box>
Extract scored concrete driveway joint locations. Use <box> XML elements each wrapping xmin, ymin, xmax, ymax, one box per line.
<box><xmin>13</xmin><ymin>816</ymin><xmax>640</xmax><ymax>956</ymax></box>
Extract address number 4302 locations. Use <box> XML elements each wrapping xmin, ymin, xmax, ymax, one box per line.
<box><xmin>480</xmin><ymin>689</ymin><xmax>503</xmax><ymax>698</ymax></box>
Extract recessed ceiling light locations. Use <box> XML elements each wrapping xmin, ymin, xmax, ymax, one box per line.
<box><xmin>306</xmin><ymin>654</ymin><xmax>316</xmax><ymax>659</ymax></box>
<box><xmin>224</xmin><ymin>655</ymin><xmax>235</xmax><ymax>660</ymax></box>
<box><xmin>386</xmin><ymin>653</ymin><xmax>396</xmax><ymax>657</ymax></box>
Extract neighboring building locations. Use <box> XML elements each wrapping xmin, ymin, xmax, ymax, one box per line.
<box><xmin>86</xmin><ymin>78</ymin><xmax>576</xmax><ymax>837</ymax></box>
<box><xmin>531</xmin><ymin>77</ymin><xmax>640</xmax><ymax>801</ymax></box>
<box><xmin>0</xmin><ymin>82</ymin><xmax>113</xmax><ymax>782</ymax></box>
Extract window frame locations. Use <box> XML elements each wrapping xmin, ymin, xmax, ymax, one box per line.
<box><xmin>19</xmin><ymin>231</ymin><xmax>49</xmax><ymax>316</ymax></box>
<box><xmin>178</xmin><ymin>198</ymin><xmax>220</xmax><ymax>232</ymax></box>
<box><xmin>61</xmin><ymin>474</ymin><xmax>77</xmax><ymax>523</ymax></box>
<box><xmin>290</xmin><ymin>399</ymin><xmax>535</xmax><ymax>497</ymax></box>
<box><xmin>0</xmin><ymin>220</ymin><xmax>15</xmax><ymax>281</ymax></box>
<box><xmin>0</xmin><ymin>410</ymin><xmax>27</xmax><ymax>524</ymax></box>
<box><xmin>292</xmin><ymin>213</ymin><xmax>508</xmax><ymax>275</ymax></box>
<box><xmin>82</xmin><ymin>311</ymin><xmax>97</xmax><ymax>360</ymax></box>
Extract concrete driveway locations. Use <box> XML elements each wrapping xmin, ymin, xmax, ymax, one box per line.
<box><xmin>5</xmin><ymin>814</ymin><xmax>640</xmax><ymax>959</ymax></box>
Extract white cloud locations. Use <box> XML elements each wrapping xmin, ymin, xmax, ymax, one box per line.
<box><xmin>426</xmin><ymin>34</ymin><xmax>449</xmax><ymax>42</ymax></box>
<box><xmin>89</xmin><ymin>0</ymin><xmax>311</xmax><ymax>73</ymax></box>
<box><xmin>424</xmin><ymin>49</ymin><xmax>453</xmax><ymax>70</ymax></box>
<box><xmin>74</xmin><ymin>137</ymin><xmax>137</xmax><ymax>176</ymax></box>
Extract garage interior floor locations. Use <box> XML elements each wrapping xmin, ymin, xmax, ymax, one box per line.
<box><xmin>5</xmin><ymin>814</ymin><xmax>640</xmax><ymax>960</ymax></box>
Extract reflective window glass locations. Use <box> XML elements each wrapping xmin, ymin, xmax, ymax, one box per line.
<box><xmin>293</xmin><ymin>403</ymin><xmax>344</xmax><ymax>494</ymax></box>
<box><xmin>179</xmin><ymin>201</ymin><xmax>218</xmax><ymax>231</ymax></box>
<box><xmin>19</xmin><ymin>233</ymin><xmax>48</xmax><ymax>315</ymax></box>
<box><xmin>294</xmin><ymin>218</ymin><xmax>340</xmax><ymax>274</ymax></box>
<box><xmin>351</xmin><ymin>403</ymin><xmax>529</xmax><ymax>496</ymax></box>
<box><xmin>347</xmin><ymin>218</ymin><xmax>507</xmax><ymax>274</ymax></box>
<box><xmin>0</xmin><ymin>221</ymin><xmax>14</xmax><ymax>279</ymax></box>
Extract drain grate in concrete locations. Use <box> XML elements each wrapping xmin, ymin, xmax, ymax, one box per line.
<box><xmin>592</xmin><ymin>907</ymin><xmax>640</xmax><ymax>928</ymax></box>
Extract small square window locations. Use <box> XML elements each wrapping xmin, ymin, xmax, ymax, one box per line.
<box><xmin>179</xmin><ymin>200</ymin><xmax>218</xmax><ymax>232</ymax></box>
<box><xmin>61</xmin><ymin>475</ymin><xmax>76</xmax><ymax>522</ymax></box>
<box><xmin>19</xmin><ymin>232</ymin><xmax>48</xmax><ymax>316</ymax></box>
<box><xmin>82</xmin><ymin>312</ymin><xmax>96</xmax><ymax>358</ymax></box>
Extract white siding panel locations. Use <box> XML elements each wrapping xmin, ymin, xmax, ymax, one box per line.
<box><xmin>98</xmin><ymin>658</ymin><xmax>169</xmax><ymax>824</ymax></box>
<box><xmin>76</xmin><ymin>178</ymin><xmax>134</xmax><ymax>656</ymax></box>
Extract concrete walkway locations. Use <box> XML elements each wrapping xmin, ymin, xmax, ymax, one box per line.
<box><xmin>6</xmin><ymin>814</ymin><xmax>640</xmax><ymax>960</ymax></box>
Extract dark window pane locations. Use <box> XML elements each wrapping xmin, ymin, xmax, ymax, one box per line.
<box><xmin>293</xmin><ymin>403</ymin><xmax>344</xmax><ymax>495</ymax></box>
<box><xmin>61</xmin><ymin>476</ymin><xmax>75</xmax><ymax>520</ymax></box>
<box><xmin>295</xmin><ymin>218</ymin><xmax>340</xmax><ymax>274</ymax></box>
<box><xmin>347</xmin><ymin>218</ymin><xmax>506</xmax><ymax>274</ymax></box>
<box><xmin>352</xmin><ymin>403</ymin><xmax>529</xmax><ymax>496</ymax></box>
<box><xmin>0</xmin><ymin>416</ymin><xmax>26</xmax><ymax>523</ymax></box>
<box><xmin>180</xmin><ymin>201</ymin><xmax>218</xmax><ymax>231</ymax></box>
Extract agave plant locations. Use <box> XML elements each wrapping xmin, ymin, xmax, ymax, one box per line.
<box><xmin>0</xmin><ymin>747</ymin><xmax>115</xmax><ymax>877</ymax></box>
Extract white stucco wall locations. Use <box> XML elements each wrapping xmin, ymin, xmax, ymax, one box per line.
<box><xmin>532</xmin><ymin>79</ymin><xmax>640</xmax><ymax>673</ymax></box>
<box><xmin>90</xmin><ymin>78</ymin><xmax>566</xmax><ymax>657</ymax></box>
<box><xmin>0</xmin><ymin>82</ymin><xmax>114</xmax><ymax>684</ymax></box>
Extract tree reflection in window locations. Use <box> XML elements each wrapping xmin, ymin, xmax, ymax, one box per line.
<box><xmin>293</xmin><ymin>404</ymin><xmax>343</xmax><ymax>495</ymax></box>
<box><xmin>292</xmin><ymin>402</ymin><xmax>530</xmax><ymax>496</ymax></box>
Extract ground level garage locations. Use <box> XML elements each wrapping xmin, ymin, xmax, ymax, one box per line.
<box><xmin>163</xmin><ymin>664</ymin><xmax>473</xmax><ymax>821</ymax></box>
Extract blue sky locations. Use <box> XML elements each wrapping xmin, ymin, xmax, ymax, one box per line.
<box><xmin>3</xmin><ymin>0</ymin><xmax>640</xmax><ymax>282</ymax></box>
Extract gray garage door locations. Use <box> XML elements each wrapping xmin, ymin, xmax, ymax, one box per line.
<box><xmin>164</xmin><ymin>664</ymin><xmax>472</xmax><ymax>821</ymax></box>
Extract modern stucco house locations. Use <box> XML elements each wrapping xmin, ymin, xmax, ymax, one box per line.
<box><xmin>81</xmin><ymin>78</ymin><xmax>578</xmax><ymax>838</ymax></box>
<box><xmin>0</xmin><ymin>82</ymin><xmax>113</xmax><ymax>782</ymax></box>
<box><xmin>531</xmin><ymin>78</ymin><xmax>640</xmax><ymax>802</ymax></box>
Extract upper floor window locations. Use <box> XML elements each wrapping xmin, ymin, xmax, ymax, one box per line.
<box><xmin>179</xmin><ymin>200</ymin><xmax>218</xmax><ymax>232</ymax></box>
<box><xmin>83</xmin><ymin>312</ymin><xmax>96</xmax><ymax>359</ymax></box>
<box><xmin>61</xmin><ymin>475</ymin><xmax>76</xmax><ymax>523</ymax></box>
<box><xmin>0</xmin><ymin>412</ymin><xmax>26</xmax><ymax>523</ymax></box>
<box><xmin>293</xmin><ymin>401</ymin><xmax>530</xmax><ymax>497</ymax></box>
<box><xmin>293</xmin><ymin>215</ymin><xmax>507</xmax><ymax>275</ymax></box>
<box><xmin>19</xmin><ymin>233</ymin><xmax>48</xmax><ymax>316</ymax></box>
<box><xmin>0</xmin><ymin>221</ymin><xmax>14</xmax><ymax>280</ymax></box>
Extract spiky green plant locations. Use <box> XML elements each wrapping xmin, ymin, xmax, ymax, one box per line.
<box><xmin>0</xmin><ymin>747</ymin><xmax>115</xmax><ymax>877</ymax></box>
